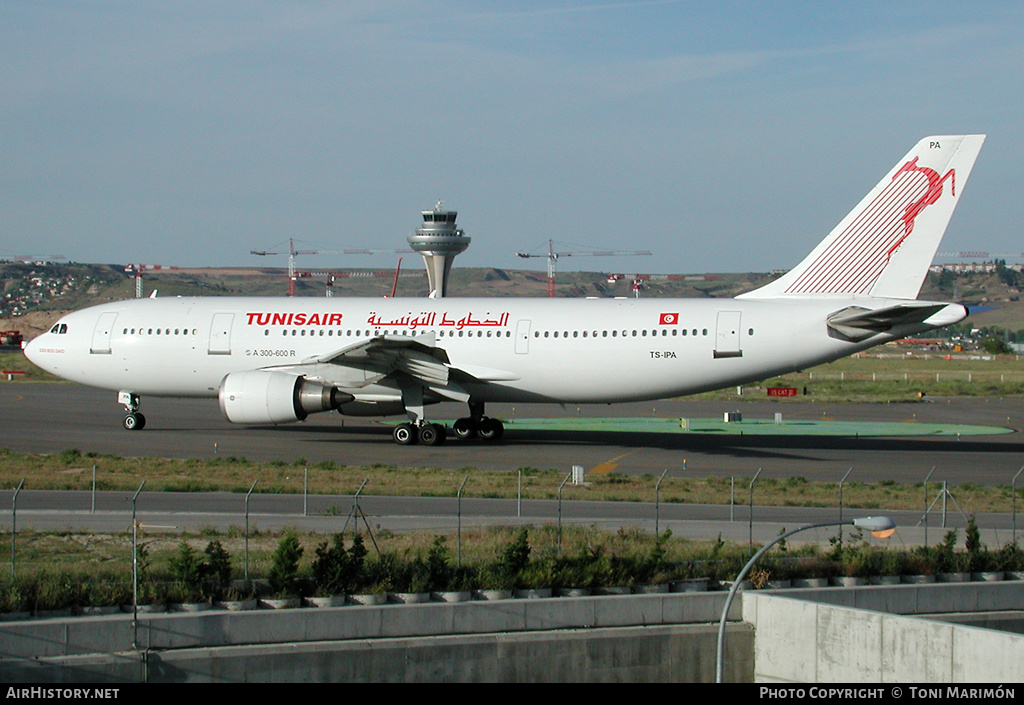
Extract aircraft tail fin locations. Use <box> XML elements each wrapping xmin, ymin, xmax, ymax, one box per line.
<box><xmin>740</xmin><ymin>135</ymin><xmax>985</xmax><ymax>300</ymax></box>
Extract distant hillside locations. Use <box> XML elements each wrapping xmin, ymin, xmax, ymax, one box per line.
<box><xmin>2</xmin><ymin>261</ymin><xmax>1021</xmax><ymax>340</ymax></box>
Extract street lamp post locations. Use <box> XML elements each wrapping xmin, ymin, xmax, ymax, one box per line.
<box><xmin>715</xmin><ymin>516</ymin><xmax>897</xmax><ymax>683</ymax></box>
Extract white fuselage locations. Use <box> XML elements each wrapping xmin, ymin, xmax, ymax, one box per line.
<box><xmin>25</xmin><ymin>294</ymin><xmax>917</xmax><ymax>408</ymax></box>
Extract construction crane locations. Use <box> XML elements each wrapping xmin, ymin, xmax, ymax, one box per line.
<box><xmin>516</xmin><ymin>239</ymin><xmax>652</xmax><ymax>297</ymax></box>
<box><xmin>936</xmin><ymin>251</ymin><xmax>1024</xmax><ymax>259</ymax></box>
<box><xmin>251</xmin><ymin>239</ymin><xmax>411</xmax><ymax>296</ymax></box>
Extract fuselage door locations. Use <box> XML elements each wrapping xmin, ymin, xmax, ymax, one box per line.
<box><xmin>208</xmin><ymin>313</ymin><xmax>234</xmax><ymax>355</ymax></box>
<box><xmin>714</xmin><ymin>310</ymin><xmax>743</xmax><ymax>359</ymax></box>
<box><xmin>89</xmin><ymin>312</ymin><xmax>118</xmax><ymax>355</ymax></box>
<box><xmin>515</xmin><ymin>319</ymin><xmax>531</xmax><ymax>355</ymax></box>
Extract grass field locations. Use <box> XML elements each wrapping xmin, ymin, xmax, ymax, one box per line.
<box><xmin>1</xmin><ymin>448</ymin><xmax>1020</xmax><ymax>516</ymax></box>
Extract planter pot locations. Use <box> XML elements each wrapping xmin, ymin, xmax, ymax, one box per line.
<box><xmin>170</xmin><ymin>602</ymin><xmax>213</xmax><ymax>613</ymax></box>
<box><xmin>830</xmin><ymin>576</ymin><xmax>866</xmax><ymax>587</ymax></box>
<box><xmin>513</xmin><ymin>588</ymin><xmax>552</xmax><ymax>599</ymax></box>
<box><xmin>473</xmin><ymin>589</ymin><xmax>513</xmax><ymax>601</ymax></box>
<box><xmin>762</xmin><ymin>579</ymin><xmax>792</xmax><ymax>590</ymax></box>
<box><xmin>348</xmin><ymin>593</ymin><xmax>386</xmax><ymax>606</ymax></box>
<box><xmin>1005</xmin><ymin>571</ymin><xmax>1024</xmax><ymax>581</ymax></box>
<box><xmin>556</xmin><ymin>587</ymin><xmax>592</xmax><ymax>598</ymax></box>
<box><xmin>868</xmin><ymin>575</ymin><xmax>901</xmax><ymax>586</ymax></box>
<box><xmin>390</xmin><ymin>592</ymin><xmax>431</xmax><ymax>604</ymax></box>
<box><xmin>217</xmin><ymin>599</ymin><xmax>257</xmax><ymax>611</ymax></box>
<box><xmin>792</xmin><ymin>578</ymin><xmax>829</xmax><ymax>588</ymax></box>
<box><xmin>938</xmin><ymin>572</ymin><xmax>971</xmax><ymax>583</ymax></box>
<box><xmin>0</xmin><ymin>611</ymin><xmax>31</xmax><ymax>621</ymax></box>
<box><xmin>670</xmin><ymin>579</ymin><xmax>709</xmax><ymax>593</ymax></box>
<box><xmin>303</xmin><ymin>596</ymin><xmax>346</xmax><ymax>608</ymax></box>
<box><xmin>432</xmin><ymin>591</ymin><xmax>473</xmax><ymax>603</ymax></box>
<box><xmin>122</xmin><ymin>603</ymin><xmax>166</xmax><ymax>614</ymax></box>
<box><xmin>81</xmin><ymin>605</ymin><xmax>121</xmax><ymax>616</ymax></box>
<box><xmin>595</xmin><ymin>586</ymin><xmax>631</xmax><ymax>596</ymax></box>
<box><xmin>719</xmin><ymin>580</ymin><xmax>752</xmax><ymax>592</ymax></box>
<box><xmin>972</xmin><ymin>571</ymin><xmax>1004</xmax><ymax>582</ymax></box>
<box><xmin>258</xmin><ymin>597</ymin><xmax>300</xmax><ymax>610</ymax></box>
<box><xmin>632</xmin><ymin>583</ymin><xmax>669</xmax><ymax>594</ymax></box>
<box><xmin>901</xmin><ymin>575</ymin><xmax>935</xmax><ymax>584</ymax></box>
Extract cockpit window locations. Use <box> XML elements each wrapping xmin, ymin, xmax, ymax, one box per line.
<box><xmin>49</xmin><ymin>323</ymin><xmax>68</xmax><ymax>334</ymax></box>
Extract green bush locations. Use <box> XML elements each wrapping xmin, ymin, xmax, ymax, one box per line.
<box><xmin>268</xmin><ymin>534</ymin><xmax>304</xmax><ymax>596</ymax></box>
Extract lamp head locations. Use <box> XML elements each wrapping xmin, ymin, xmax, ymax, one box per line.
<box><xmin>852</xmin><ymin>516</ymin><xmax>897</xmax><ymax>539</ymax></box>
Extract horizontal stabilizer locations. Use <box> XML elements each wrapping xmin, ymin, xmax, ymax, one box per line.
<box><xmin>826</xmin><ymin>302</ymin><xmax>968</xmax><ymax>341</ymax></box>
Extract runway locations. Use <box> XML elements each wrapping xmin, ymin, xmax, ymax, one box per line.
<box><xmin>2</xmin><ymin>382</ymin><xmax>1023</xmax><ymax>486</ymax></box>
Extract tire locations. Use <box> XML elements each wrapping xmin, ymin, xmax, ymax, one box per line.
<box><xmin>393</xmin><ymin>423</ymin><xmax>418</xmax><ymax>445</ymax></box>
<box><xmin>122</xmin><ymin>413</ymin><xmax>146</xmax><ymax>431</ymax></box>
<box><xmin>452</xmin><ymin>418</ymin><xmax>477</xmax><ymax>440</ymax></box>
<box><xmin>418</xmin><ymin>423</ymin><xmax>446</xmax><ymax>446</ymax></box>
<box><xmin>477</xmin><ymin>417</ymin><xmax>504</xmax><ymax>441</ymax></box>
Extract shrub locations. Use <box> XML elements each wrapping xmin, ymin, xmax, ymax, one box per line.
<box><xmin>268</xmin><ymin>534</ymin><xmax>304</xmax><ymax>596</ymax></box>
<box><xmin>168</xmin><ymin>542</ymin><xmax>207</xmax><ymax>603</ymax></box>
<box><xmin>312</xmin><ymin>534</ymin><xmax>368</xmax><ymax>595</ymax></box>
<box><xmin>204</xmin><ymin>540</ymin><xmax>232</xmax><ymax>599</ymax></box>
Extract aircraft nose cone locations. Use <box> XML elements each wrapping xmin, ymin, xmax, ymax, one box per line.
<box><xmin>22</xmin><ymin>334</ymin><xmax>56</xmax><ymax>373</ymax></box>
<box><xmin>22</xmin><ymin>336</ymin><xmax>42</xmax><ymax>366</ymax></box>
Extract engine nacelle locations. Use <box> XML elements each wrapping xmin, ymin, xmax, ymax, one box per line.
<box><xmin>218</xmin><ymin>371</ymin><xmax>354</xmax><ymax>425</ymax></box>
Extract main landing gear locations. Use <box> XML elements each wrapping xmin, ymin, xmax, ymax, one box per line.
<box><xmin>392</xmin><ymin>421</ymin><xmax>447</xmax><ymax>446</ymax></box>
<box><xmin>392</xmin><ymin>400</ymin><xmax>504</xmax><ymax>446</ymax></box>
<box><xmin>118</xmin><ymin>391</ymin><xmax>146</xmax><ymax>431</ymax></box>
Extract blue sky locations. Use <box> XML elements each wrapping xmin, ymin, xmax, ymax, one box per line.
<box><xmin>2</xmin><ymin>1</ymin><xmax>1022</xmax><ymax>274</ymax></box>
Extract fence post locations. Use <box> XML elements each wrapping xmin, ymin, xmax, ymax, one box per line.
<box><xmin>11</xmin><ymin>479</ymin><xmax>24</xmax><ymax>578</ymax></box>
<box><xmin>457</xmin><ymin>476</ymin><xmax>468</xmax><ymax>566</ymax></box>
<box><xmin>244</xmin><ymin>480</ymin><xmax>258</xmax><ymax>581</ymax></box>
<box><xmin>131</xmin><ymin>481</ymin><xmax>146</xmax><ymax>650</ymax></box>
<box><xmin>748</xmin><ymin>469</ymin><xmax>761</xmax><ymax>554</ymax></box>
<box><xmin>654</xmin><ymin>469</ymin><xmax>668</xmax><ymax>537</ymax></box>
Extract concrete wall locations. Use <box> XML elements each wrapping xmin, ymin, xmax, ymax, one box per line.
<box><xmin>0</xmin><ymin>592</ymin><xmax>753</xmax><ymax>683</ymax></box>
<box><xmin>745</xmin><ymin>586</ymin><xmax>1024</xmax><ymax>683</ymax></box>
<box><xmin>5</xmin><ymin>582</ymin><xmax>1022</xmax><ymax>682</ymax></box>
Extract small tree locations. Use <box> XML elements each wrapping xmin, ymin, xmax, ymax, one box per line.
<box><xmin>425</xmin><ymin>536</ymin><xmax>452</xmax><ymax>591</ymax></box>
<box><xmin>268</xmin><ymin>534</ymin><xmax>304</xmax><ymax>596</ymax></box>
<box><xmin>312</xmin><ymin>534</ymin><xmax>368</xmax><ymax>595</ymax></box>
<box><xmin>203</xmin><ymin>540</ymin><xmax>232</xmax><ymax>599</ymax></box>
<box><xmin>169</xmin><ymin>542</ymin><xmax>207</xmax><ymax>602</ymax></box>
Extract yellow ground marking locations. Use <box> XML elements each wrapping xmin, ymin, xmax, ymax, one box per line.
<box><xmin>589</xmin><ymin>450</ymin><xmax>640</xmax><ymax>476</ymax></box>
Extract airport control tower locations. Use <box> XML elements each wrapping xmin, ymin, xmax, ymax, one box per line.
<box><xmin>408</xmin><ymin>202</ymin><xmax>470</xmax><ymax>298</ymax></box>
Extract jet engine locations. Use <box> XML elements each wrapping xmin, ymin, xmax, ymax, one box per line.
<box><xmin>218</xmin><ymin>370</ymin><xmax>354</xmax><ymax>425</ymax></box>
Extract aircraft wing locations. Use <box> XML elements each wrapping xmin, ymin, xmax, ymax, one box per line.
<box><xmin>266</xmin><ymin>333</ymin><xmax>518</xmax><ymax>402</ymax></box>
<box><xmin>826</xmin><ymin>302</ymin><xmax>967</xmax><ymax>341</ymax></box>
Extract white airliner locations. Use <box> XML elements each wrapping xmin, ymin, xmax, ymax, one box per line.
<box><xmin>25</xmin><ymin>135</ymin><xmax>985</xmax><ymax>446</ymax></box>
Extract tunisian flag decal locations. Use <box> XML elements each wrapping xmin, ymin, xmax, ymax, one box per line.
<box><xmin>659</xmin><ymin>312</ymin><xmax>679</xmax><ymax>325</ymax></box>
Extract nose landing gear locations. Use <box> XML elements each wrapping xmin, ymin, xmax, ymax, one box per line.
<box><xmin>118</xmin><ymin>391</ymin><xmax>146</xmax><ymax>431</ymax></box>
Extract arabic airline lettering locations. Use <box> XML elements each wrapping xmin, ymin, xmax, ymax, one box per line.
<box><xmin>24</xmin><ymin>135</ymin><xmax>986</xmax><ymax>446</ymax></box>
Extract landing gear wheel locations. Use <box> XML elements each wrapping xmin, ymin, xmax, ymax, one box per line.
<box><xmin>477</xmin><ymin>417</ymin><xmax>504</xmax><ymax>441</ymax></box>
<box><xmin>122</xmin><ymin>413</ymin><xmax>146</xmax><ymax>431</ymax></box>
<box><xmin>418</xmin><ymin>423</ymin><xmax>446</xmax><ymax>446</ymax></box>
<box><xmin>393</xmin><ymin>422</ymin><xmax>418</xmax><ymax>445</ymax></box>
<box><xmin>453</xmin><ymin>417</ymin><xmax>477</xmax><ymax>440</ymax></box>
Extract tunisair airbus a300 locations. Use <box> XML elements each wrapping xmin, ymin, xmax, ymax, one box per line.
<box><xmin>25</xmin><ymin>135</ymin><xmax>985</xmax><ymax>446</ymax></box>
